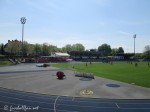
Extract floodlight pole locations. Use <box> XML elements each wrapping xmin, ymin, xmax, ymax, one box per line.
<box><xmin>20</xmin><ymin>17</ymin><xmax>26</xmax><ymax>61</ymax></box>
<box><xmin>133</xmin><ymin>34</ymin><xmax>136</xmax><ymax>56</ymax></box>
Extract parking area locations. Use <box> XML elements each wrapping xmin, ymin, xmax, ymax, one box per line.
<box><xmin>0</xmin><ymin>63</ymin><xmax>150</xmax><ymax>99</ymax></box>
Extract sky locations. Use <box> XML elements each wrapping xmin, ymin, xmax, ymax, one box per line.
<box><xmin>0</xmin><ymin>0</ymin><xmax>150</xmax><ymax>53</ymax></box>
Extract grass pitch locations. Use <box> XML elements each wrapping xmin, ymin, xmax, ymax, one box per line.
<box><xmin>0</xmin><ymin>61</ymin><xmax>13</xmax><ymax>66</ymax></box>
<box><xmin>52</xmin><ymin>62</ymin><xmax>150</xmax><ymax>88</ymax></box>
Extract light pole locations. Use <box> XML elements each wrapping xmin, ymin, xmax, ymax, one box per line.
<box><xmin>20</xmin><ymin>17</ymin><xmax>26</xmax><ymax>61</ymax></box>
<box><xmin>133</xmin><ymin>34</ymin><xmax>136</xmax><ymax>57</ymax></box>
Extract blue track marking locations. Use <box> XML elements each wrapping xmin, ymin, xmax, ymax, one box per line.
<box><xmin>0</xmin><ymin>87</ymin><xmax>150</xmax><ymax>112</ymax></box>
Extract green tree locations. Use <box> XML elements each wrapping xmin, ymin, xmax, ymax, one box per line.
<box><xmin>42</xmin><ymin>43</ymin><xmax>49</xmax><ymax>56</ymax></box>
<box><xmin>143</xmin><ymin>45</ymin><xmax>150</xmax><ymax>60</ymax></box>
<box><xmin>72</xmin><ymin>43</ymin><xmax>85</xmax><ymax>51</ymax></box>
<box><xmin>27</xmin><ymin>44</ymin><xmax>34</xmax><ymax>56</ymax></box>
<box><xmin>111</xmin><ymin>48</ymin><xmax>118</xmax><ymax>55</ymax></box>
<box><xmin>34</xmin><ymin>43</ymin><xmax>42</xmax><ymax>57</ymax></box>
<box><xmin>98</xmin><ymin>43</ymin><xmax>111</xmax><ymax>56</ymax></box>
<box><xmin>62</xmin><ymin>44</ymin><xmax>72</xmax><ymax>52</ymax></box>
<box><xmin>118</xmin><ymin>47</ymin><xmax>124</xmax><ymax>53</ymax></box>
<box><xmin>22</xmin><ymin>41</ymin><xmax>31</xmax><ymax>56</ymax></box>
<box><xmin>48</xmin><ymin>45</ymin><xmax>59</xmax><ymax>53</ymax></box>
<box><xmin>4</xmin><ymin>40</ymin><xmax>21</xmax><ymax>56</ymax></box>
<box><xmin>0</xmin><ymin>44</ymin><xmax>5</xmax><ymax>55</ymax></box>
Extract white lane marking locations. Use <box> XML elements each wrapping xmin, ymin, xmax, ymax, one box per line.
<box><xmin>72</xmin><ymin>97</ymin><xmax>74</xmax><ymax>101</ymax></box>
<box><xmin>115</xmin><ymin>103</ymin><xmax>120</xmax><ymax>108</ymax></box>
<box><xmin>54</xmin><ymin>96</ymin><xmax>60</xmax><ymax>112</ymax></box>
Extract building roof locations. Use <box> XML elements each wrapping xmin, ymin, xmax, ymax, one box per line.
<box><xmin>51</xmin><ymin>52</ymin><xmax>70</xmax><ymax>57</ymax></box>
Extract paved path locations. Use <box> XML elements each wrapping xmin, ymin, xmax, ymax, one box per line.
<box><xmin>0</xmin><ymin>63</ymin><xmax>150</xmax><ymax>99</ymax></box>
<box><xmin>0</xmin><ymin>63</ymin><xmax>150</xmax><ymax>112</ymax></box>
<box><xmin>0</xmin><ymin>87</ymin><xmax>150</xmax><ymax>112</ymax></box>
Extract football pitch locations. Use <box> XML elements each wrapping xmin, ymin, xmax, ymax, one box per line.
<box><xmin>52</xmin><ymin>62</ymin><xmax>150</xmax><ymax>88</ymax></box>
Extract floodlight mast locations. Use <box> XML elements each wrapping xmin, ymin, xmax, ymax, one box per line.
<box><xmin>20</xmin><ymin>17</ymin><xmax>26</xmax><ymax>61</ymax></box>
<box><xmin>133</xmin><ymin>34</ymin><xmax>136</xmax><ymax>57</ymax></box>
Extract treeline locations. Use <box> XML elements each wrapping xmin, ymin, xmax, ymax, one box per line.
<box><xmin>0</xmin><ymin>41</ymin><xmax>85</xmax><ymax>57</ymax></box>
<box><xmin>0</xmin><ymin>41</ymin><xmax>150</xmax><ymax>60</ymax></box>
<box><xmin>0</xmin><ymin>41</ymin><xmax>124</xmax><ymax>57</ymax></box>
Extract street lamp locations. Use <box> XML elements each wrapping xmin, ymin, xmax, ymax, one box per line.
<box><xmin>20</xmin><ymin>17</ymin><xmax>26</xmax><ymax>61</ymax></box>
<box><xmin>133</xmin><ymin>34</ymin><xmax>136</xmax><ymax>57</ymax></box>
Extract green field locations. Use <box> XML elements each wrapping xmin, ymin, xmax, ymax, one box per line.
<box><xmin>52</xmin><ymin>62</ymin><xmax>150</xmax><ymax>88</ymax></box>
<box><xmin>0</xmin><ymin>60</ymin><xmax>13</xmax><ymax>66</ymax></box>
<box><xmin>0</xmin><ymin>55</ymin><xmax>13</xmax><ymax>66</ymax></box>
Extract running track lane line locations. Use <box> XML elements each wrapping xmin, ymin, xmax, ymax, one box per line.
<box><xmin>54</xmin><ymin>96</ymin><xmax>60</xmax><ymax>112</ymax></box>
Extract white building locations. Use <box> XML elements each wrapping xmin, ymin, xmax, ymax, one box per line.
<box><xmin>51</xmin><ymin>52</ymin><xmax>70</xmax><ymax>58</ymax></box>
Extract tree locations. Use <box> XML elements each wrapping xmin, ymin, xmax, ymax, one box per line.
<box><xmin>4</xmin><ymin>40</ymin><xmax>21</xmax><ymax>56</ymax></box>
<box><xmin>117</xmin><ymin>47</ymin><xmax>124</xmax><ymax>53</ymax></box>
<box><xmin>62</xmin><ymin>44</ymin><xmax>72</xmax><ymax>52</ymax></box>
<box><xmin>0</xmin><ymin>44</ymin><xmax>5</xmax><ymax>55</ymax></box>
<box><xmin>72</xmin><ymin>43</ymin><xmax>85</xmax><ymax>51</ymax></box>
<box><xmin>111</xmin><ymin>47</ymin><xmax>124</xmax><ymax>55</ymax></box>
<box><xmin>34</xmin><ymin>43</ymin><xmax>42</xmax><ymax>57</ymax></box>
<box><xmin>27</xmin><ymin>44</ymin><xmax>34</xmax><ymax>56</ymax></box>
<box><xmin>111</xmin><ymin>48</ymin><xmax>118</xmax><ymax>55</ymax></box>
<box><xmin>98</xmin><ymin>43</ymin><xmax>111</xmax><ymax>56</ymax></box>
<box><xmin>48</xmin><ymin>45</ymin><xmax>59</xmax><ymax>53</ymax></box>
<box><xmin>22</xmin><ymin>41</ymin><xmax>32</xmax><ymax>56</ymax></box>
<box><xmin>143</xmin><ymin>45</ymin><xmax>150</xmax><ymax>60</ymax></box>
<box><xmin>42</xmin><ymin>43</ymin><xmax>49</xmax><ymax>56</ymax></box>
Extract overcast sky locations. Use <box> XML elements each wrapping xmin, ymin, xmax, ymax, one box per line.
<box><xmin>0</xmin><ymin>0</ymin><xmax>150</xmax><ymax>53</ymax></box>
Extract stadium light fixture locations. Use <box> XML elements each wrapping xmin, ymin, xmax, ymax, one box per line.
<box><xmin>20</xmin><ymin>17</ymin><xmax>26</xmax><ymax>61</ymax></box>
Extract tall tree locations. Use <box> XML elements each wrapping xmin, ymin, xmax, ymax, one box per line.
<box><xmin>111</xmin><ymin>48</ymin><xmax>118</xmax><ymax>55</ymax></box>
<box><xmin>98</xmin><ymin>43</ymin><xmax>111</xmax><ymax>56</ymax></box>
<box><xmin>48</xmin><ymin>45</ymin><xmax>58</xmax><ymax>53</ymax></box>
<box><xmin>34</xmin><ymin>43</ymin><xmax>42</xmax><ymax>57</ymax></box>
<box><xmin>72</xmin><ymin>43</ymin><xmax>85</xmax><ymax>51</ymax></box>
<box><xmin>62</xmin><ymin>44</ymin><xmax>72</xmax><ymax>52</ymax></box>
<box><xmin>117</xmin><ymin>47</ymin><xmax>124</xmax><ymax>53</ymax></box>
<box><xmin>22</xmin><ymin>41</ymin><xmax>31</xmax><ymax>56</ymax></box>
<box><xmin>143</xmin><ymin>45</ymin><xmax>150</xmax><ymax>60</ymax></box>
<box><xmin>0</xmin><ymin>44</ymin><xmax>5</xmax><ymax>55</ymax></box>
<box><xmin>27</xmin><ymin>44</ymin><xmax>34</xmax><ymax>56</ymax></box>
<box><xmin>42</xmin><ymin>43</ymin><xmax>49</xmax><ymax>56</ymax></box>
<box><xmin>4</xmin><ymin>40</ymin><xmax>21</xmax><ymax>56</ymax></box>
